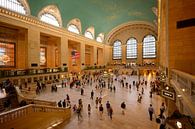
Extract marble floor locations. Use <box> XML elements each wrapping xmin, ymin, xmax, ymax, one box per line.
<box><xmin>36</xmin><ymin>75</ymin><xmax>163</xmax><ymax>129</ymax></box>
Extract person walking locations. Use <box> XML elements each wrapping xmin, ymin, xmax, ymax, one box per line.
<box><xmin>81</xmin><ymin>88</ymin><xmax>84</xmax><ymax>95</ymax></box>
<box><xmin>99</xmin><ymin>104</ymin><xmax>104</xmax><ymax>120</ymax></box>
<box><xmin>88</xmin><ymin>104</ymin><xmax>91</xmax><ymax>118</ymax></box>
<box><xmin>90</xmin><ymin>90</ymin><xmax>94</xmax><ymax>100</ymax></box>
<box><xmin>95</xmin><ymin>97</ymin><xmax>99</xmax><ymax>108</ymax></box>
<box><xmin>109</xmin><ymin>106</ymin><xmax>113</xmax><ymax>119</ymax></box>
<box><xmin>106</xmin><ymin>101</ymin><xmax>111</xmax><ymax>116</ymax></box>
<box><xmin>121</xmin><ymin>102</ymin><xmax>126</xmax><ymax>115</ymax></box>
<box><xmin>113</xmin><ymin>86</ymin><xmax>116</xmax><ymax>92</ymax></box>
<box><xmin>77</xmin><ymin>105</ymin><xmax>82</xmax><ymax>120</ymax></box>
<box><xmin>148</xmin><ymin>104</ymin><xmax>154</xmax><ymax>121</ymax></box>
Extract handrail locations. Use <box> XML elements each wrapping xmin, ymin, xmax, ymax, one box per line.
<box><xmin>24</xmin><ymin>98</ymin><xmax>56</xmax><ymax>106</ymax></box>
<box><xmin>15</xmin><ymin>86</ymin><xmax>56</xmax><ymax>106</ymax></box>
<box><xmin>0</xmin><ymin>104</ymin><xmax>70</xmax><ymax>124</ymax></box>
<box><xmin>171</xmin><ymin>69</ymin><xmax>195</xmax><ymax>83</ymax></box>
<box><xmin>170</xmin><ymin>69</ymin><xmax>195</xmax><ymax>117</ymax></box>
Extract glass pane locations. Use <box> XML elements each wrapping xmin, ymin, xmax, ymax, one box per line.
<box><xmin>126</xmin><ymin>38</ymin><xmax>137</xmax><ymax>59</ymax></box>
<box><xmin>85</xmin><ymin>31</ymin><xmax>93</xmax><ymax>39</ymax></box>
<box><xmin>143</xmin><ymin>35</ymin><xmax>156</xmax><ymax>58</ymax></box>
<box><xmin>40</xmin><ymin>47</ymin><xmax>46</xmax><ymax>66</ymax></box>
<box><xmin>0</xmin><ymin>0</ymin><xmax>26</xmax><ymax>14</ymax></box>
<box><xmin>40</xmin><ymin>13</ymin><xmax>60</xmax><ymax>27</ymax></box>
<box><xmin>0</xmin><ymin>42</ymin><xmax>15</xmax><ymax>67</ymax></box>
<box><xmin>68</xmin><ymin>24</ymin><xmax>80</xmax><ymax>34</ymax></box>
<box><xmin>113</xmin><ymin>40</ymin><xmax>122</xmax><ymax>59</ymax></box>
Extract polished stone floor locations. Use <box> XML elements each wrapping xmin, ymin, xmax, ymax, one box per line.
<box><xmin>36</xmin><ymin>74</ymin><xmax>163</xmax><ymax>129</ymax></box>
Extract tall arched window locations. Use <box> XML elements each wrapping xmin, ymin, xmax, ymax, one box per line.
<box><xmin>85</xmin><ymin>31</ymin><xmax>93</xmax><ymax>39</ymax></box>
<box><xmin>38</xmin><ymin>5</ymin><xmax>62</xmax><ymax>27</ymax></box>
<box><xmin>126</xmin><ymin>38</ymin><xmax>137</xmax><ymax>59</ymax></box>
<box><xmin>143</xmin><ymin>35</ymin><xmax>156</xmax><ymax>58</ymax></box>
<box><xmin>0</xmin><ymin>0</ymin><xmax>29</xmax><ymax>14</ymax></box>
<box><xmin>40</xmin><ymin>13</ymin><xmax>60</xmax><ymax>27</ymax></box>
<box><xmin>113</xmin><ymin>40</ymin><xmax>122</xmax><ymax>59</ymax></box>
<box><xmin>68</xmin><ymin>24</ymin><xmax>80</xmax><ymax>34</ymax></box>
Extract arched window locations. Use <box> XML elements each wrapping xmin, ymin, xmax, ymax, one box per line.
<box><xmin>0</xmin><ymin>0</ymin><xmax>28</xmax><ymax>14</ymax></box>
<box><xmin>143</xmin><ymin>35</ymin><xmax>156</xmax><ymax>58</ymax></box>
<box><xmin>96</xmin><ymin>33</ymin><xmax>104</xmax><ymax>43</ymax></box>
<box><xmin>96</xmin><ymin>36</ymin><xmax>103</xmax><ymax>43</ymax></box>
<box><xmin>40</xmin><ymin>13</ymin><xmax>60</xmax><ymax>27</ymax></box>
<box><xmin>38</xmin><ymin>5</ymin><xmax>62</xmax><ymax>27</ymax></box>
<box><xmin>126</xmin><ymin>38</ymin><xmax>137</xmax><ymax>59</ymax></box>
<box><xmin>85</xmin><ymin>31</ymin><xmax>93</xmax><ymax>39</ymax></box>
<box><xmin>67</xmin><ymin>18</ymin><xmax>82</xmax><ymax>34</ymax></box>
<box><xmin>113</xmin><ymin>40</ymin><xmax>122</xmax><ymax>59</ymax></box>
<box><xmin>68</xmin><ymin>24</ymin><xmax>80</xmax><ymax>34</ymax></box>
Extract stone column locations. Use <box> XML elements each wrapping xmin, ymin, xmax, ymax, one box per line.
<box><xmin>59</xmin><ymin>37</ymin><xmax>68</xmax><ymax>67</ymax></box>
<box><xmin>93</xmin><ymin>46</ymin><xmax>97</xmax><ymax>65</ymax></box>
<box><xmin>80</xmin><ymin>42</ymin><xmax>85</xmax><ymax>70</ymax></box>
<box><xmin>137</xmin><ymin>42</ymin><xmax>143</xmax><ymax>65</ymax></box>
<box><xmin>27</xmin><ymin>29</ymin><xmax>40</xmax><ymax>68</ymax></box>
<box><xmin>122</xmin><ymin>45</ymin><xmax>126</xmax><ymax>64</ymax></box>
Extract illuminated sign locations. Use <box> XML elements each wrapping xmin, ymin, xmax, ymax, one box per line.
<box><xmin>162</xmin><ymin>90</ymin><xmax>175</xmax><ymax>101</ymax></box>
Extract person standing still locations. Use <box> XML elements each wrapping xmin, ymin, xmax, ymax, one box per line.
<box><xmin>148</xmin><ymin>104</ymin><xmax>154</xmax><ymax>121</ymax></box>
<box><xmin>109</xmin><ymin>106</ymin><xmax>113</xmax><ymax>119</ymax></box>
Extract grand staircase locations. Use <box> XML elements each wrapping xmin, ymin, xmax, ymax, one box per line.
<box><xmin>0</xmin><ymin>86</ymin><xmax>71</xmax><ymax>129</ymax></box>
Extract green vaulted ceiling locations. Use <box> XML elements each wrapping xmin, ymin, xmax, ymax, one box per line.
<box><xmin>28</xmin><ymin>0</ymin><xmax>157</xmax><ymax>37</ymax></box>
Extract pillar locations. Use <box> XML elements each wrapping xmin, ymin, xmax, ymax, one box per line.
<box><xmin>27</xmin><ymin>28</ymin><xmax>40</xmax><ymax>68</ymax></box>
<box><xmin>59</xmin><ymin>37</ymin><xmax>68</xmax><ymax>67</ymax></box>
<box><xmin>80</xmin><ymin>42</ymin><xmax>85</xmax><ymax>70</ymax></box>
<box><xmin>122</xmin><ymin>45</ymin><xmax>126</xmax><ymax>64</ymax></box>
<box><xmin>93</xmin><ymin>46</ymin><xmax>97</xmax><ymax>65</ymax></box>
<box><xmin>137</xmin><ymin>42</ymin><xmax>143</xmax><ymax>65</ymax></box>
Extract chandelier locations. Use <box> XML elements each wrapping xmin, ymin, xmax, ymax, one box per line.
<box><xmin>0</xmin><ymin>55</ymin><xmax>10</xmax><ymax>63</ymax></box>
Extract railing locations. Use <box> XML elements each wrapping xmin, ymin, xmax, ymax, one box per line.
<box><xmin>170</xmin><ymin>69</ymin><xmax>195</xmax><ymax>117</ymax></box>
<box><xmin>24</xmin><ymin>98</ymin><xmax>56</xmax><ymax>106</ymax></box>
<box><xmin>0</xmin><ymin>104</ymin><xmax>71</xmax><ymax>124</ymax></box>
<box><xmin>171</xmin><ymin>69</ymin><xmax>195</xmax><ymax>98</ymax></box>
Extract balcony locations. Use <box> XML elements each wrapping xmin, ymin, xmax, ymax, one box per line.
<box><xmin>170</xmin><ymin>69</ymin><xmax>195</xmax><ymax>117</ymax></box>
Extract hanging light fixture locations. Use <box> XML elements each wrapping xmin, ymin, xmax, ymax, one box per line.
<box><xmin>0</xmin><ymin>55</ymin><xmax>11</xmax><ymax>63</ymax></box>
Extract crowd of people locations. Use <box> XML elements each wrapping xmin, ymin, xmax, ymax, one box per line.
<box><xmin>34</xmin><ymin>71</ymin><xmax>166</xmax><ymax>129</ymax></box>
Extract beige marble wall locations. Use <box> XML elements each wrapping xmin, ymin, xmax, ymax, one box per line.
<box><xmin>27</xmin><ymin>28</ymin><xmax>40</xmax><ymax>68</ymax></box>
<box><xmin>107</xmin><ymin>22</ymin><xmax>157</xmax><ymax>65</ymax></box>
<box><xmin>168</xmin><ymin>0</ymin><xmax>195</xmax><ymax>74</ymax></box>
<box><xmin>0</xmin><ymin>9</ymin><xmax>108</xmax><ymax>71</ymax></box>
<box><xmin>60</xmin><ymin>37</ymin><xmax>69</xmax><ymax>67</ymax></box>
